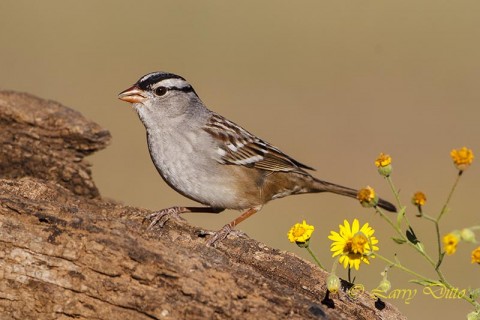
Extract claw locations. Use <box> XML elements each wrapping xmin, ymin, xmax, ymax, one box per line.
<box><xmin>206</xmin><ymin>224</ymin><xmax>232</xmax><ymax>247</ymax></box>
<box><xmin>204</xmin><ymin>224</ymin><xmax>251</xmax><ymax>247</ymax></box>
<box><xmin>145</xmin><ymin>206</ymin><xmax>187</xmax><ymax>230</ymax></box>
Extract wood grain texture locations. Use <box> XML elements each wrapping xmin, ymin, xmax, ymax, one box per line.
<box><xmin>0</xmin><ymin>91</ymin><xmax>405</xmax><ymax>320</ymax></box>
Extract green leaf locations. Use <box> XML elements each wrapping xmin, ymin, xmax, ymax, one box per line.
<box><xmin>396</xmin><ymin>206</ymin><xmax>406</xmax><ymax>225</ymax></box>
<box><xmin>415</xmin><ymin>242</ymin><xmax>425</xmax><ymax>253</ymax></box>
<box><xmin>392</xmin><ymin>237</ymin><xmax>407</xmax><ymax>244</ymax></box>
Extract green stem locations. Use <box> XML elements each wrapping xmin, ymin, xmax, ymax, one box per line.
<box><xmin>377</xmin><ymin>207</ymin><xmax>437</xmax><ymax>268</ymax></box>
<box><xmin>437</xmin><ymin>171</ymin><xmax>462</xmax><ymax>222</ymax></box>
<box><xmin>386</xmin><ymin>176</ymin><xmax>402</xmax><ymax>208</ymax></box>
<box><xmin>376</xmin><ymin>253</ymin><xmax>429</xmax><ymax>280</ymax></box>
<box><xmin>306</xmin><ymin>246</ymin><xmax>325</xmax><ymax>271</ymax></box>
<box><xmin>375</xmin><ymin>168</ymin><xmax>480</xmax><ymax>309</ymax></box>
<box><xmin>376</xmin><ymin>207</ymin><xmax>401</xmax><ymax>236</ymax></box>
<box><xmin>376</xmin><ymin>254</ymin><xmax>479</xmax><ymax>308</ymax></box>
<box><xmin>422</xmin><ymin>171</ymin><xmax>463</xmax><ymax>270</ymax></box>
<box><xmin>407</xmin><ymin>241</ymin><xmax>437</xmax><ymax>269</ymax></box>
<box><xmin>385</xmin><ymin>175</ymin><xmax>412</xmax><ymax>228</ymax></box>
<box><xmin>422</xmin><ymin>213</ymin><xmax>442</xmax><ymax>267</ymax></box>
<box><xmin>382</xmin><ymin>176</ymin><xmax>438</xmax><ymax>267</ymax></box>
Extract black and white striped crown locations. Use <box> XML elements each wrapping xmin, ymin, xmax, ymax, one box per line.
<box><xmin>137</xmin><ymin>72</ymin><xmax>197</xmax><ymax>95</ymax></box>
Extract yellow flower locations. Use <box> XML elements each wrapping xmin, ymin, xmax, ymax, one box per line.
<box><xmin>412</xmin><ymin>191</ymin><xmax>427</xmax><ymax>216</ymax></box>
<box><xmin>328</xmin><ymin>219</ymin><xmax>379</xmax><ymax>270</ymax></box>
<box><xmin>288</xmin><ymin>220</ymin><xmax>314</xmax><ymax>244</ymax></box>
<box><xmin>471</xmin><ymin>247</ymin><xmax>480</xmax><ymax>264</ymax></box>
<box><xmin>375</xmin><ymin>153</ymin><xmax>392</xmax><ymax>176</ymax></box>
<box><xmin>450</xmin><ymin>147</ymin><xmax>474</xmax><ymax>171</ymax></box>
<box><xmin>357</xmin><ymin>186</ymin><xmax>379</xmax><ymax>208</ymax></box>
<box><xmin>411</xmin><ymin>192</ymin><xmax>427</xmax><ymax>206</ymax></box>
<box><xmin>375</xmin><ymin>153</ymin><xmax>392</xmax><ymax>167</ymax></box>
<box><xmin>443</xmin><ymin>233</ymin><xmax>460</xmax><ymax>255</ymax></box>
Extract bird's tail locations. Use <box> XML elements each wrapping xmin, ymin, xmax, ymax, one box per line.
<box><xmin>310</xmin><ymin>177</ymin><xmax>397</xmax><ymax>212</ymax></box>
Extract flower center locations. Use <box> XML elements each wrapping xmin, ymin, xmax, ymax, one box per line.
<box><xmin>293</xmin><ymin>227</ymin><xmax>306</xmax><ymax>237</ymax></box>
<box><xmin>358</xmin><ymin>188</ymin><xmax>375</xmax><ymax>202</ymax></box>
<box><xmin>343</xmin><ymin>232</ymin><xmax>368</xmax><ymax>254</ymax></box>
<box><xmin>351</xmin><ymin>233</ymin><xmax>368</xmax><ymax>254</ymax></box>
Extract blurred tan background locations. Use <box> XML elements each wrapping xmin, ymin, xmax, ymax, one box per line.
<box><xmin>1</xmin><ymin>1</ymin><xmax>479</xmax><ymax>318</ymax></box>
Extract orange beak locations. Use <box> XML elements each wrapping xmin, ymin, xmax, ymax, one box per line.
<box><xmin>118</xmin><ymin>85</ymin><xmax>146</xmax><ymax>103</ymax></box>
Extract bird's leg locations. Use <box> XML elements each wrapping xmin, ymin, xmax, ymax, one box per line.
<box><xmin>146</xmin><ymin>206</ymin><xmax>224</xmax><ymax>229</ymax></box>
<box><xmin>205</xmin><ymin>205</ymin><xmax>262</xmax><ymax>247</ymax></box>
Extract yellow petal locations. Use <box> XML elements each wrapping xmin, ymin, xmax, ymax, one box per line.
<box><xmin>352</xmin><ymin>219</ymin><xmax>360</xmax><ymax>234</ymax></box>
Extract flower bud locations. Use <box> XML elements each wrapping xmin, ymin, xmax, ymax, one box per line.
<box><xmin>378</xmin><ymin>278</ymin><xmax>391</xmax><ymax>293</ymax></box>
<box><xmin>450</xmin><ymin>147</ymin><xmax>474</xmax><ymax>172</ymax></box>
<box><xmin>411</xmin><ymin>191</ymin><xmax>427</xmax><ymax>216</ymax></box>
<box><xmin>374</xmin><ymin>153</ymin><xmax>392</xmax><ymax>177</ymax></box>
<box><xmin>471</xmin><ymin>247</ymin><xmax>480</xmax><ymax>264</ymax></box>
<box><xmin>467</xmin><ymin>310</ymin><xmax>480</xmax><ymax>320</ymax></box>
<box><xmin>411</xmin><ymin>192</ymin><xmax>426</xmax><ymax>206</ymax></box>
<box><xmin>326</xmin><ymin>273</ymin><xmax>341</xmax><ymax>294</ymax></box>
<box><xmin>357</xmin><ymin>186</ymin><xmax>379</xmax><ymax>208</ymax></box>
<box><xmin>461</xmin><ymin>228</ymin><xmax>476</xmax><ymax>243</ymax></box>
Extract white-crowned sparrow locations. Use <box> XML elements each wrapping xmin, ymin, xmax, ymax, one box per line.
<box><xmin>118</xmin><ymin>72</ymin><xmax>396</xmax><ymax>246</ymax></box>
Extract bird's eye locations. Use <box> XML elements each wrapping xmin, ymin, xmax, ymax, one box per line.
<box><xmin>154</xmin><ymin>86</ymin><xmax>168</xmax><ymax>96</ymax></box>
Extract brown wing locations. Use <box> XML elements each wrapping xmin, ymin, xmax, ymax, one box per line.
<box><xmin>203</xmin><ymin>113</ymin><xmax>314</xmax><ymax>175</ymax></box>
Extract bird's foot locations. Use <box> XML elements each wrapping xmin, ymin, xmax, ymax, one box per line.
<box><xmin>145</xmin><ymin>206</ymin><xmax>188</xmax><ymax>230</ymax></box>
<box><xmin>199</xmin><ymin>225</ymin><xmax>248</xmax><ymax>247</ymax></box>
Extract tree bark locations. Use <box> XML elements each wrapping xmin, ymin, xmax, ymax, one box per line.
<box><xmin>0</xmin><ymin>90</ymin><xmax>405</xmax><ymax>320</ymax></box>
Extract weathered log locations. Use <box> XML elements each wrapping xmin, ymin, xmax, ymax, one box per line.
<box><xmin>0</xmin><ymin>91</ymin><xmax>405</xmax><ymax>320</ymax></box>
<box><xmin>0</xmin><ymin>91</ymin><xmax>110</xmax><ymax>198</ymax></box>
